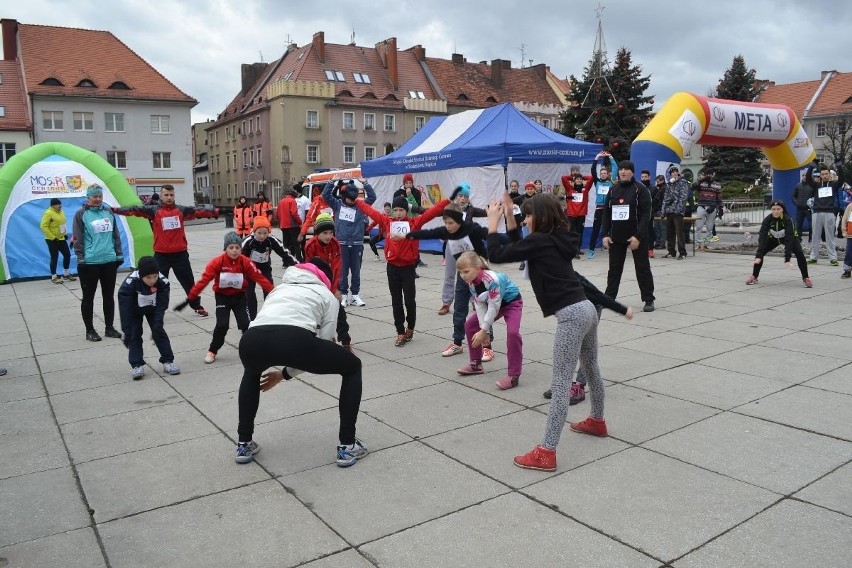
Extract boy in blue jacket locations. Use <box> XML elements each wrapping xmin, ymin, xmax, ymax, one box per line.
<box><xmin>118</xmin><ymin>256</ymin><xmax>180</xmax><ymax>380</ymax></box>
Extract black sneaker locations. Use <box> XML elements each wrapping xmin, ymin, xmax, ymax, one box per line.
<box><xmin>543</xmin><ymin>389</ymin><xmax>552</xmax><ymax>399</ymax></box>
<box><xmin>643</xmin><ymin>301</ymin><xmax>655</xmax><ymax>312</ymax></box>
<box><xmin>104</xmin><ymin>327</ymin><xmax>122</xmax><ymax>339</ymax></box>
<box><xmin>86</xmin><ymin>330</ymin><xmax>102</xmax><ymax>342</ymax></box>
<box><xmin>417</xmin><ymin>259</ymin><xmax>427</xmax><ymax>268</ymax></box>
<box><xmin>842</xmin><ymin>270</ymin><xmax>851</xmax><ymax>279</ymax></box>
<box><xmin>677</xmin><ymin>254</ymin><xmax>686</xmax><ymax>260</ymax></box>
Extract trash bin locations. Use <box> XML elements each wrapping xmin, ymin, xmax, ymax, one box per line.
<box><xmin>224</xmin><ymin>213</ymin><xmax>234</xmax><ymax>228</ymax></box>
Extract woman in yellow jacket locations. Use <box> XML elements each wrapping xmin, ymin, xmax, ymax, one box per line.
<box><xmin>40</xmin><ymin>198</ymin><xmax>76</xmax><ymax>283</ymax></box>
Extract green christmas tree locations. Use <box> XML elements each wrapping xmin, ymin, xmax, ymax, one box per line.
<box><xmin>702</xmin><ymin>55</ymin><xmax>764</xmax><ymax>182</ymax></box>
<box><xmin>559</xmin><ymin>47</ymin><xmax>653</xmax><ymax>161</ymax></box>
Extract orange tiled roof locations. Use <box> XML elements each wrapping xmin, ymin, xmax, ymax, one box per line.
<box><xmin>18</xmin><ymin>23</ymin><xmax>196</xmax><ymax>104</ymax></box>
<box><xmin>0</xmin><ymin>60</ymin><xmax>30</xmax><ymax>130</ymax></box>
<box><xmin>809</xmin><ymin>71</ymin><xmax>852</xmax><ymax>116</ymax></box>
<box><xmin>425</xmin><ymin>57</ymin><xmax>563</xmax><ymax>109</ymax></box>
<box><xmin>757</xmin><ymin>79</ymin><xmax>821</xmax><ymax>119</ymax></box>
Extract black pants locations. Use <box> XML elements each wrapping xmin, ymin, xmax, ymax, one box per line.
<box><xmin>154</xmin><ymin>251</ymin><xmax>201</xmax><ymax>310</ymax></box>
<box><xmin>369</xmin><ymin>232</ymin><xmax>385</xmax><ymax>257</ymax></box>
<box><xmin>567</xmin><ymin>216</ymin><xmax>586</xmax><ymax>244</ymax></box>
<box><xmin>280</xmin><ymin>228</ymin><xmax>301</xmax><ymax>262</ymax></box>
<box><xmin>246</xmin><ymin>263</ymin><xmax>273</xmax><ymax>320</ymax></box>
<box><xmin>387</xmin><ymin>263</ymin><xmax>417</xmax><ymax>334</ymax></box>
<box><xmin>237</xmin><ymin>325</ymin><xmax>362</xmax><ymax>444</ymax></box>
<box><xmin>795</xmin><ymin>207</ymin><xmax>811</xmax><ymax>241</ymax></box>
<box><xmin>666</xmin><ymin>215</ymin><xmax>687</xmax><ymax>256</ymax></box>
<box><xmin>210</xmin><ymin>292</ymin><xmax>250</xmax><ymax>354</ymax></box>
<box><xmin>752</xmin><ymin>240</ymin><xmax>809</xmax><ymax>279</ymax></box>
<box><xmin>605</xmin><ymin>240</ymin><xmax>655</xmax><ymax>303</ymax></box>
<box><xmin>45</xmin><ymin>238</ymin><xmax>71</xmax><ymax>275</ymax></box>
<box><xmin>588</xmin><ymin>208</ymin><xmax>604</xmax><ymax>251</ymax></box>
<box><xmin>125</xmin><ymin>312</ymin><xmax>173</xmax><ymax>367</ymax></box>
<box><xmin>78</xmin><ymin>262</ymin><xmax>118</xmax><ymax>332</ymax></box>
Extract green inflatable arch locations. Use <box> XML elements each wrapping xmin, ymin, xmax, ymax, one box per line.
<box><xmin>0</xmin><ymin>142</ymin><xmax>153</xmax><ymax>282</ymax></box>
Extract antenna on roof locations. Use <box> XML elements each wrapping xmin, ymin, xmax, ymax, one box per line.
<box><xmin>259</xmin><ymin>50</ymin><xmax>264</xmax><ymax>63</ymax></box>
<box><xmin>285</xmin><ymin>34</ymin><xmax>293</xmax><ymax>47</ymax></box>
<box><xmin>519</xmin><ymin>43</ymin><xmax>526</xmax><ymax>68</ymax></box>
<box><xmin>350</xmin><ymin>27</ymin><xmax>356</xmax><ymax>45</ymax></box>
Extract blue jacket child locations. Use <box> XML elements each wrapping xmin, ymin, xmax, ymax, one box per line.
<box><xmin>117</xmin><ymin>256</ymin><xmax>179</xmax><ymax>380</ymax></box>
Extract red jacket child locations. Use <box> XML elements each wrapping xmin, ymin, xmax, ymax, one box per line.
<box><xmin>356</xmin><ymin>197</ymin><xmax>450</xmax><ymax>266</ymax></box>
<box><xmin>188</xmin><ymin>251</ymin><xmax>274</xmax><ymax>301</ymax></box>
<box><xmin>304</xmin><ymin>213</ymin><xmax>342</xmax><ymax>293</ymax></box>
<box><xmin>563</xmin><ymin>174</ymin><xmax>593</xmax><ymax>219</ymax></box>
<box><xmin>299</xmin><ymin>195</ymin><xmax>333</xmax><ymax>240</ymax></box>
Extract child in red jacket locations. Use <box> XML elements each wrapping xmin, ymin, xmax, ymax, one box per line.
<box><xmin>187</xmin><ymin>232</ymin><xmax>274</xmax><ymax>363</ymax></box>
<box><xmin>357</xmin><ymin>192</ymin><xmax>451</xmax><ymax>346</ymax></box>
<box><xmin>303</xmin><ymin>213</ymin><xmax>342</xmax><ymax>294</ymax></box>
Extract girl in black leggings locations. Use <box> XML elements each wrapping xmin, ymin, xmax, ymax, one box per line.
<box><xmin>747</xmin><ymin>201</ymin><xmax>812</xmax><ymax>288</ymax></box>
<box><xmin>235</xmin><ymin>257</ymin><xmax>367</xmax><ymax>468</ymax></box>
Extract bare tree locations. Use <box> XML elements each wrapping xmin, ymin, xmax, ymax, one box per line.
<box><xmin>818</xmin><ymin>117</ymin><xmax>852</xmax><ymax>166</ymax></box>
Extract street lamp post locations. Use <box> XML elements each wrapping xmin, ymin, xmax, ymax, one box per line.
<box><xmin>576</xmin><ymin>128</ymin><xmax>586</xmax><ymax>141</ymax></box>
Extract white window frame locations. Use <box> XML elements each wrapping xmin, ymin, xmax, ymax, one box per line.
<box><xmin>343</xmin><ymin>145</ymin><xmax>355</xmax><ymax>164</ymax></box>
<box><xmin>307</xmin><ymin>145</ymin><xmax>319</xmax><ymax>164</ymax></box>
<box><xmin>306</xmin><ymin>110</ymin><xmax>319</xmax><ymax>129</ymax></box>
<box><xmin>104</xmin><ymin>112</ymin><xmax>124</xmax><ymax>132</ymax></box>
<box><xmin>152</xmin><ymin>151</ymin><xmax>171</xmax><ymax>169</ymax></box>
<box><xmin>343</xmin><ymin>112</ymin><xmax>354</xmax><ymax>130</ymax></box>
<box><xmin>73</xmin><ymin>112</ymin><xmax>94</xmax><ymax>131</ymax></box>
<box><xmin>364</xmin><ymin>113</ymin><xmax>375</xmax><ymax>130</ymax></box>
<box><xmin>247</xmin><ymin>118</ymin><xmax>253</xmax><ymax>135</ymax></box>
<box><xmin>241</xmin><ymin>120</ymin><xmax>246</xmax><ymax>135</ymax></box>
<box><xmin>42</xmin><ymin>111</ymin><xmax>64</xmax><ymax>131</ymax></box>
<box><xmin>255</xmin><ymin>116</ymin><xmax>261</xmax><ymax>133</ymax></box>
<box><xmin>383</xmin><ymin>114</ymin><xmax>395</xmax><ymax>132</ymax></box>
<box><xmin>242</xmin><ymin>150</ymin><xmax>248</xmax><ymax>168</ymax></box>
<box><xmin>541</xmin><ymin>118</ymin><xmax>551</xmax><ymax>129</ymax></box>
<box><xmin>364</xmin><ymin>146</ymin><xmax>376</xmax><ymax>161</ymax></box>
<box><xmin>414</xmin><ymin>116</ymin><xmax>425</xmax><ymax>132</ymax></box>
<box><xmin>250</xmin><ymin>149</ymin><xmax>256</xmax><ymax>166</ymax></box>
<box><xmin>150</xmin><ymin>115</ymin><xmax>170</xmax><ymax>134</ymax></box>
<box><xmin>106</xmin><ymin>150</ymin><xmax>127</xmax><ymax>169</ymax></box>
<box><xmin>0</xmin><ymin>142</ymin><xmax>16</xmax><ymax>164</ymax></box>
<box><xmin>816</xmin><ymin>123</ymin><xmax>826</xmax><ymax>137</ymax></box>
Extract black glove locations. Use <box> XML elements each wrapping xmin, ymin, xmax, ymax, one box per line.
<box><xmin>450</xmin><ymin>186</ymin><xmax>463</xmax><ymax>201</ymax></box>
<box><xmin>173</xmin><ymin>299</ymin><xmax>190</xmax><ymax>312</ymax></box>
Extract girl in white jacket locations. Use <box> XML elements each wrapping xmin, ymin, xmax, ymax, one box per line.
<box><xmin>235</xmin><ymin>257</ymin><xmax>367</xmax><ymax>468</ymax></box>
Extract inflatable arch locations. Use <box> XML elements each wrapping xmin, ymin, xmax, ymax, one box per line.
<box><xmin>630</xmin><ymin>92</ymin><xmax>816</xmax><ymax>213</ymax></box>
<box><xmin>0</xmin><ymin>142</ymin><xmax>153</xmax><ymax>282</ymax></box>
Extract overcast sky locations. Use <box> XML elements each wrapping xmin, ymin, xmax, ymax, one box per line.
<box><xmin>5</xmin><ymin>0</ymin><xmax>852</xmax><ymax>125</ymax></box>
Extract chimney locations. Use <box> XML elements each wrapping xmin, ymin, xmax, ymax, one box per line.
<box><xmin>240</xmin><ymin>62</ymin><xmax>267</xmax><ymax>93</ymax></box>
<box><xmin>491</xmin><ymin>59</ymin><xmax>503</xmax><ymax>88</ymax></box>
<box><xmin>411</xmin><ymin>45</ymin><xmax>426</xmax><ymax>62</ymax></box>
<box><xmin>313</xmin><ymin>31</ymin><xmax>325</xmax><ymax>63</ymax></box>
<box><xmin>1</xmin><ymin>18</ymin><xmax>18</xmax><ymax>61</ymax></box>
<box><xmin>386</xmin><ymin>37</ymin><xmax>398</xmax><ymax>88</ymax></box>
<box><xmin>820</xmin><ymin>69</ymin><xmax>836</xmax><ymax>80</ymax></box>
<box><xmin>451</xmin><ymin>53</ymin><xmax>465</xmax><ymax>64</ymax></box>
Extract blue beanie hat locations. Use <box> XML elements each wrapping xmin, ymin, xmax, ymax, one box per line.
<box><xmin>86</xmin><ymin>185</ymin><xmax>104</xmax><ymax>198</ymax></box>
<box><xmin>457</xmin><ymin>182</ymin><xmax>471</xmax><ymax>197</ymax></box>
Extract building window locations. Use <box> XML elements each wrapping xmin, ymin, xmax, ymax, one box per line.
<box><xmin>343</xmin><ymin>145</ymin><xmax>355</xmax><ymax>164</ymax></box>
<box><xmin>306</xmin><ymin>110</ymin><xmax>319</xmax><ymax>129</ymax></box>
<box><xmin>816</xmin><ymin>123</ymin><xmax>826</xmax><ymax>137</ymax></box>
<box><xmin>73</xmin><ymin>112</ymin><xmax>94</xmax><ymax>131</ymax></box>
<box><xmin>255</xmin><ymin>116</ymin><xmax>261</xmax><ymax>133</ymax></box>
<box><xmin>307</xmin><ymin>145</ymin><xmax>319</xmax><ymax>164</ymax></box>
<box><xmin>541</xmin><ymin>118</ymin><xmax>550</xmax><ymax>129</ymax></box>
<box><xmin>343</xmin><ymin>112</ymin><xmax>354</xmax><ymax>130</ymax></box>
<box><xmin>151</xmin><ymin>115</ymin><xmax>170</xmax><ymax>134</ymax></box>
<box><xmin>152</xmin><ymin>152</ymin><xmax>171</xmax><ymax>169</ymax></box>
<box><xmin>106</xmin><ymin>150</ymin><xmax>127</xmax><ymax>169</ymax></box>
<box><xmin>242</xmin><ymin>150</ymin><xmax>248</xmax><ymax>167</ymax></box>
<box><xmin>364</xmin><ymin>113</ymin><xmax>375</xmax><ymax>130</ymax></box>
<box><xmin>414</xmin><ymin>116</ymin><xmax>425</xmax><ymax>132</ymax></box>
<box><xmin>257</xmin><ymin>147</ymin><xmax>262</xmax><ymax>166</ymax></box>
<box><xmin>104</xmin><ymin>112</ymin><xmax>124</xmax><ymax>132</ymax></box>
<box><xmin>42</xmin><ymin>111</ymin><xmax>64</xmax><ymax>131</ymax></box>
<box><xmin>556</xmin><ymin>120</ymin><xmax>564</xmax><ymax>131</ymax></box>
<box><xmin>226</xmin><ymin>154</ymin><xmax>231</xmax><ymax>171</ymax></box>
<box><xmin>383</xmin><ymin>114</ymin><xmax>395</xmax><ymax>132</ymax></box>
<box><xmin>247</xmin><ymin>118</ymin><xmax>253</xmax><ymax>135</ymax></box>
<box><xmin>0</xmin><ymin>143</ymin><xmax>15</xmax><ymax>164</ymax></box>
<box><xmin>364</xmin><ymin>146</ymin><xmax>376</xmax><ymax>161</ymax></box>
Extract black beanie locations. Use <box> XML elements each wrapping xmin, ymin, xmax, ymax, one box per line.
<box><xmin>308</xmin><ymin>256</ymin><xmax>334</xmax><ymax>284</ymax></box>
<box><xmin>392</xmin><ymin>196</ymin><xmax>409</xmax><ymax>211</ymax></box>
<box><xmin>618</xmin><ymin>160</ymin><xmax>635</xmax><ymax>173</ymax></box>
<box><xmin>50</xmin><ymin>198</ymin><xmax>62</xmax><ymax>206</ymax></box>
<box><xmin>443</xmin><ymin>208</ymin><xmax>464</xmax><ymax>225</ymax></box>
<box><xmin>137</xmin><ymin>256</ymin><xmax>159</xmax><ymax>278</ymax></box>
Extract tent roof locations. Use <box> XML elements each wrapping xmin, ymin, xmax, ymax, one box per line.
<box><xmin>361</xmin><ymin>103</ymin><xmax>602</xmax><ymax>177</ymax></box>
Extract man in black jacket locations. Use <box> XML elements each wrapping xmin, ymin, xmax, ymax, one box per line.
<box><xmin>807</xmin><ymin>161</ymin><xmax>844</xmax><ymax>265</ymax></box>
<box><xmin>791</xmin><ymin>170</ymin><xmax>814</xmax><ymax>243</ymax></box>
<box><xmin>602</xmin><ymin>160</ymin><xmax>656</xmax><ymax>312</ymax></box>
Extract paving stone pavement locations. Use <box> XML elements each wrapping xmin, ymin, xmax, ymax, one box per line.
<box><xmin>1</xmin><ymin>221</ymin><xmax>850</xmax><ymax>567</ymax></box>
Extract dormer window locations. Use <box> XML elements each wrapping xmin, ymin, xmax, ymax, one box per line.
<box><xmin>108</xmin><ymin>81</ymin><xmax>131</xmax><ymax>90</ymax></box>
<box><xmin>324</xmin><ymin>70</ymin><xmax>346</xmax><ymax>82</ymax></box>
<box><xmin>353</xmin><ymin>73</ymin><xmax>371</xmax><ymax>84</ymax></box>
<box><xmin>457</xmin><ymin>93</ymin><xmax>469</xmax><ymax>101</ymax></box>
<box><xmin>76</xmin><ymin>79</ymin><xmax>97</xmax><ymax>88</ymax></box>
<box><xmin>40</xmin><ymin>77</ymin><xmax>64</xmax><ymax>86</ymax></box>
<box><xmin>362</xmin><ymin>91</ymin><xmax>376</xmax><ymax>99</ymax></box>
<box><xmin>486</xmin><ymin>96</ymin><xmax>497</xmax><ymax>103</ymax></box>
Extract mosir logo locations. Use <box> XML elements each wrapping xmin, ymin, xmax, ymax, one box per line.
<box><xmin>713</xmin><ymin>106</ymin><xmax>725</xmax><ymax>122</ymax></box>
<box><xmin>682</xmin><ymin>120</ymin><xmax>696</xmax><ymax>137</ymax></box>
<box><xmin>776</xmin><ymin>112</ymin><xmax>788</xmax><ymax>129</ymax></box>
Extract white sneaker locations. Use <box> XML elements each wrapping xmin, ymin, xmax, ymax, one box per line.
<box><xmin>441</xmin><ymin>343</ymin><xmax>464</xmax><ymax>357</ymax></box>
<box><xmin>131</xmin><ymin>366</ymin><xmax>144</xmax><ymax>380</ymax></box>
<box><xmin>336</xmin><ymin>438</ymin><xmax>368</xmax><ymax>467</ymax></box>
<box><xmin>350</xmin><ymin>294</ymin><xmax>366</xmax><ymax>307</ymax></box>
<box><xmin>204</xmin><ymin>351</ymin><xmax>216</xmax><ymax>364</ymax></box>
<box><xmin>341</xmin><ymin>294</ymin><xmax>350</xmax><ymax>308</ymax></box>
<box><xmin>163</xmin><ymin>361</ymin><xmax>181</xmax><ymax>375</ymax></box>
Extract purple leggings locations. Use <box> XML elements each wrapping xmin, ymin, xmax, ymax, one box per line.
<box><xmin>464</xmin><ymin>298</ymin><xmax>523</xmax><ymax>377</ymax></box>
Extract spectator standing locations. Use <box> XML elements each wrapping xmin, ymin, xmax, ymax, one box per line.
<box><xmin>840</xmin><ymin>201</ymin><xmax>852</xmax><ymax>279</ymax></box>
<box><xmin>587</xmin><ymin>152</ymin><xmax>618</xmax><ymax>259</ymax></box>
<box><xmin>251</xmin><ymin>190</ymin><xmax>273</xmax><ymax>221</ymax></box>
<box><xmin>692</xmin><ymin>169</ymin><xmax>723</xmax><ymax>250</ymax></box>
<box><xmin>662</xmin><ymin>166</ymin><xmax>689</xmax><ymax>259</ymax></box>
<box><xmin>791</xmin><ymin>171</ymin><xmax>814</xmax><ymax>243</ymax></box>
<box><xmin>651</xmin><ymin>175</ymin><xmax>667</xmax><ymax>249</ymax></box>
<box><xmin>276</xmin><ymin>189</ymin><xmax>303</xmax><ymax>261</ymax></box>
<box><xmin>639</xmin><ymin>170</ymin><xmax>656</xmax><ymax>257</ymax></box>
<box><xmin>601</xmin><ymin>161</ymin><xmax>656</xmax><ymax>312</ymax></box>
<box><xmin>807</xmin><ymin>162</ymin><xmax>844</xmax><ymax>265</ymax></box>
<box><xmin>40</xmin><ymin>198</ymin><xmax>75</xmax><ymax>283</ymax></box>
<box><xmin>233</xmin><ymin>196</ymin><xmax>254</xmax><ymax>238</ymax></box>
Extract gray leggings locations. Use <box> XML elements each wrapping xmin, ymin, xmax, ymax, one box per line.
<box><xmin>542</xmin><ymin>300</ymin><xmax>604</xmax><ymax>449</ymax></box>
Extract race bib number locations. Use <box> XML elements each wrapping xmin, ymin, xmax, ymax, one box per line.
<box><xmin>250</xmin><ymin>250</ymin><xmax>270</xmax><ymax>263</ymax></box>
<box><xmin>90</xmin><ymin>218</ymin><xmax>112</xmax><ymax>234</ymax></box>
<box><xmin>390</xmin><ymin>221</ymin><xmax>410</xmax><ymax>235</ymax></box>
<box><xmin>219</xmin><ymin>272</ymin><xmax>244</xmax><ymax>289</ymax></box>
<box><xmin>512</xmin><ymin>204</ymin><xmax>521</xmax><ymax>216</ymax></box>
<box><xmin>161</xmin><ymin>215</ymin><xmax>181</xmax><ymax>230</ymax></box>
<box><xmin>571</xmin><ymin>193</ymin><xmax>584</xmax><ymax>203</ymax></box>
<box><xmin>59</xmin><ymin>224</ymin><xmax>67</xmax><ymax>234</ymax></box>
<box><xmin>338</xmin><ymin>207</ymin><xmax>356</xmax><ymax>223</ymax></box>
<box><xmin>137</xmin><ymin>293</ymin><xmax>156</xmax><ymax>308</ymax></box>
<box><xmin>611</xmin><ymin>204</ymin><xmax>630</xmax><ymax>221</ymax></box>
<box><xmin>817</xmin><ymin>186</ymin><xmax>832</xmax><ymax>198</ymax></box>
<box><xmin>447</xmin><ymin>236</ymin><xmax>474</xmax><ymax>257</ymax></box>
<box><xmin>597</xmin><ymin>184</ymin><xmax>610</xmax><ymax>196</ymax></box>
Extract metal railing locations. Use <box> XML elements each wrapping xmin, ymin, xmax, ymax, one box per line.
<box><xmin>718</xmin><ymin>200</ymin><xmax>769</xmax><ymax>227</ymax></box>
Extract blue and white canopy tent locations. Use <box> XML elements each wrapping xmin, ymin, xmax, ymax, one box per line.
<box><xmin>362</xmin><ymin>103</ymin><xmax>603</xmax><ymax>214</ymax></box>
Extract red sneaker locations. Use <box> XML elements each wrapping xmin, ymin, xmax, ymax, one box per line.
<box><xmin>457</xmin><ymin>361</ymin><xmax>484</xmax><ymax>375</ymax></box>
<box><xmin>403</xmin><ymin>328</ymin><xmax>414</xmax><ymax>342</ymax></box>
<box><xmin>437</xmin><ymin>304</ymin><xmax>450</xmax><ymax>315</ymax></box>
<box><xmin>495</xmin><ymin>376</ymin><xmax>519</xmax><ymax>390</ymax></box>
<box><xmin>513</xmin><ymin>445</ymin><xmax>556</xmax><ymax>471</ymax></box>
<box><xmin>569</xmin><ymin>416</ymin><xmax>608</xmax><ymax>437</ymax></box>
<box><xmin>648</xmin><ymin>250</ymin><xmax>655</xmax><ymax>258</ymax></box>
